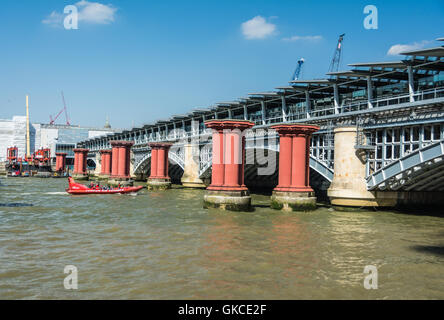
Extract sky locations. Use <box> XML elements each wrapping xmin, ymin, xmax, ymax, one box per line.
<box><xmin>0</xmin><ymin>0</ymin><xmax>443</xmax><ymax>129</ymax></box>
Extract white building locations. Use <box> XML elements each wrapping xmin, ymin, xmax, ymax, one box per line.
<box><xmin>0</xmin><ymin>116</ymin><xmax>118</xmax><ymax>162</ymax></box>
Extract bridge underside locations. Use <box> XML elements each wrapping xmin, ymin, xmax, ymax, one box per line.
<box><xmin>376</xmin><ymin>157</ymin><xmax>444</xmax><ymax>192</ymax></box>
<box><xmin>244</xmin><ymin>149</ymin><xmax>331</xmax><ymax>196</ymax></box>
<box><xmin>133</xmin><ymin>148</ymin><xmax>332</xmax><ymax>195</ymax></box>
<box><xmin>367</xmin><ymin>140</ymin><xmax>444</xmax><ymax>192</ymax></box>
<box><xmin>134</xmin><ymin>157</ymin><xmax>184</xmax><ymax>184</ymax></box>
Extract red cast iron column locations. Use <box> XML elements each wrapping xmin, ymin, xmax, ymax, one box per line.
<box><xmin>56</xmin><ymin>153</ymin><xmax>67</xmax><ymax>172</ymax></box>
<box><xmin>205</xmin><ymin>121</ymin><xmax>253</xmax><ymax>191</ymax></box>
<box><xmin>150</xmin><ymin>147</ymin><xmax>158</xmax><ymax>179</ymax></box>
<box><xmin>210</xmin><ymin>129</ymin><xmax>225</xmax><ymax>187</ymax></box>
<box><xmin>148</xmin><ymin>143</ymin><xmax>173</xmax><ymax>190</ymax></box>
<box><xmin>272</xmin><ymin>125</ymin><xmax>319</xmax><ymax>192</ymax></box>
<box><xmin>100</xmin><ymin>150</ymin><xmax>112</xmax><ymax>176</ymax></box>
<box><xmin>111</xmin><ymin>143</ymin><xmax>119</xmax><ymax>177</ymax></box>
<box><xmin>118</xmin><ymin>146</ymin><xmax>127</xmax><ymax>178</ymax></box>
<box><xmin>74</xmin><ymin>151</ymin><xmax>79</xmax><ymax>174</ymax></box>
<box><xmin>271</xmin><ymin>124</ymin><xmax>319</xmax><ymax>211</ymax></box>
<box><xmin>73</xmin><ymin>149</ymin><xmax>88</xmax><ymax>175</ymax></box>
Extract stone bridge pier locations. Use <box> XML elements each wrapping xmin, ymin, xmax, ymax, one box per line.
<box><xmin>327</xmin><ymin>126</ymin><xmax>398</xmax><ymax>208</ymax></box>
<box><xmin>181</xmin><ymin>143</ymin><xmax>206</xmax><ymax>189</ymax></box>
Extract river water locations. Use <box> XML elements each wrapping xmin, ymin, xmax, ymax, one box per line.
<box><xmin>0</xmin><ymin>178</ymin><xmax>443</xmax><ymax>299</ymax></box>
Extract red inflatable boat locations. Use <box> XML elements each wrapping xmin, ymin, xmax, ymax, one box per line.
<box><xmin>66</xmin><ymin>177</ymin><xmax>144</xmax><ymax>195</ymax></box>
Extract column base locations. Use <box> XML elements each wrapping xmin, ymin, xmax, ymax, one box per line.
<box><xmin>203</xmin><ymin>189</ymin><xmax>252</xmax><ymax>212</ymax></box>
<box><xmin>72</xmin><ymin>173</ymin><xmax>89</xmax><ymax>181</ymax></box>
<box><xmin>97</xmin><ymin>174</ymin><xmax>110</xmax><ymax>181</ymax></box>
<box><xmin>147</xmin><ymin>178</ymin><xmax>172</xmax><ymax>191</ymax></box>
<box><xmin>181</xmin><ymin>179</ymin><xmax>206</xmax><ymax>189</ymax></box>
<box><xmin>271</xmin><ymin>190</ymin><xmax>317</xmax><ymax>211</ymax></box>
<box><xmin>108</xmin><ymin>177</ymin><xmax>134</xmax><ymax>187</ymax></box>
<box><xmin>327</xmin><ymin>188</ymin><xmax>398</xmax><ymax>208</ymax></box>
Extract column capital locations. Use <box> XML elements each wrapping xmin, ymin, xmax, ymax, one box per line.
<box><xmin>333</xmin><ymin>126</ymin><xmax>357</xmax><ymax>134</ymax></box>
<box><xmin>149</xmin><ymin>142</ymin><xmax>173</xmax><ymax>150</ymax></box>
<box><xmin>99</xmin><ymin>149</ymin><xmax>112</xmax><ymax>154</ymax></box>
<box><xmin>110</xmin><ymin>140</ymin><xmax>134</xmax><ymax>148</ymax></box>
<box><xmin>205</xmin><ymin>120</ymin><xmax>254</xmax><ymax>132</ymax></box>
<box><xmin>271</xmin><ymin>124</ymin><xmax>319</xmax><ymax>136</ymax></box>
<box><xmin>55</xmin><ymin>152</ymin><xmax>67</xmax><ymax>156</ymax></box>
<box><xmin>73</xmin><ymin>148</ymin><xmax>89</xmax><ymax>154</ymax></box>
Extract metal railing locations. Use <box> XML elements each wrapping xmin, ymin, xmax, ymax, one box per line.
<box><xmin>81</xmin><ymin>87</ymin><xmax>444</xmax><ymax>150</ymax></box>
<box><xmin>262</xmin><ymin>86</ymin><xmax>444</xmax><ymax>125</ymax></box>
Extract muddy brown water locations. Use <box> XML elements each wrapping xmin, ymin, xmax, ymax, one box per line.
<box><xmin>0</xmin><ymin>178</ymin><xmax>443</xmax><ymax>299</ymax></box>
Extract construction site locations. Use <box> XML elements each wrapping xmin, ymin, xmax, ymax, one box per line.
<box><xmin>0</xmin><ymin>93</ymin><xmax>117</xmax><ymax>177</ymax></box>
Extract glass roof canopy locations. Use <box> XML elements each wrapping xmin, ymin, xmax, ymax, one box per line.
<box><xmin>83</xmin><ymin>42</ymin><xmax>444</xmax><ymax>141</ymax></box>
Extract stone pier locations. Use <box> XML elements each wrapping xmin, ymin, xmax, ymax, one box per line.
<box><xmin>108</xmin><ymin>141</ymin><xmax>134</xmax><ymax>187</ymax></box>
<box><xmin>271</xmin><ymin>124</ymin><xmax>319</xmax><ymax>211</ymax></box>
<box><xmin>147</xmin><ymin>143</ymin><xmax>173</xmax><ymax>190</ymax></box>
<box><xmin>55</xmin><ymin>153</ymin><xmax>67</xmax><ymax>173</ymax></box>
<box><xmin>327</xmin><ymin>126</ymin><xmax>397</xmax><ymax>208</ymax></box>
<box><xmin>203</xmin><ymin>120</ymin><xmax>254</xmax><ymax>211</ymax></box>
<box><xmin>181</xmin><ymin>144</ymin><xmax>206</xmax><ymax>188</ymax></box>
<box><xmin>99</xmin><ymin>149</ymin><xmax>112</xmax><ymax>180</ymax></box>
<box><xmin>73</xmin><ymin>148</ymin><xmax>89</xmax><ymax>180</ymax></box>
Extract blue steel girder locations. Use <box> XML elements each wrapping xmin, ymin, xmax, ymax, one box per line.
<box><xmin>133</xmin><ymin>146</ymin><xmax>185</xmax><ymax>174</ymax></box>
<box><xmin>366</xmin><ymin>139</ymin><xmax>444</xmax><ymax>191</ymax></box>
<box><xmin>309</xmin><ymin>156</ymin><xmax>334</xmax><ymax>182</ymax></box>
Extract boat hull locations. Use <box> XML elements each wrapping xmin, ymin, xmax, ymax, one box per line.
<box><xmin>66</xmin><ymin>186</ymin><xmax>144</xmax><ymax>195</ymax></box>
<box><xmin>66</xmin><ymin>177</ymin><xmax>143</xmax><ymax>195</ymax></box>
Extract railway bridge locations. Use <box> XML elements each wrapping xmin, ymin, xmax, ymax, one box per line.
<box><xmin>77</xmin><ymin>43</ymin><xmax>444</xmax><ymax>210</ymax></box>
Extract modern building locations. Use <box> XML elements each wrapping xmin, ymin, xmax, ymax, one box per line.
<box><xmin>0</xmin><ymin>116</ymin><xmax>118</xmax><ymax>166</ymax></box>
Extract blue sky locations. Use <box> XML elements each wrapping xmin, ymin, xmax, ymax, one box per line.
<box><xmin>0</xmin><ymin>0</ymin><xmax>443</xmax><ymax>129</ymax></box>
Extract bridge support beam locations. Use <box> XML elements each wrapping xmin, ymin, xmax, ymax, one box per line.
<box><xmin>181</xmin><ymin>144</ymin><xmax>206</xmax><ymax>188</ymax></box>
<box><xmin>99</xmin><ymin>149</ymin><xmax>112</xmax><ymax>180</ymax></box>
<box><xmin>55</xmin><ymin>153</ymin><xmax>67</xmax><ymax>173</ymax></box>
<box><xmin>108</xmin><ymin>141</ymin><xmax>134</xmax><ymax>187</ymax></box>
<box><xmin>73</xmin><ymin>149</ymin><xmax>89</xmax><ymax>181</ymax></box>
<box><xmin>327</xmin><ymin>127</ymin><xmax>397</xmax><ymax>208</ymax></box>
<box><xmin>147</xmin><ymin>143</ymin><xmax>173</xmax><ymax>190</ymax></box>
<box><xmin>203</xmin><ymin>120</ymin><xmax>255</xmax><ymax>211</ymax></box>
<box><xmin>271</xmin><ymin>124</ymin><xmax>319</xmax><ymax>211</ymax></box>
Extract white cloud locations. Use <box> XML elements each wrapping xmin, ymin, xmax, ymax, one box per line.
<box><xmin>42</xmin><ymin>11</ymin><xmax>64</xmax><ymax>26</ymax></box>
<box><xmin>42</xmin><ymin>1</ymin><xmax>117</xmax><ymax>26</ymax></box>
<box><xmin>282</xmin><ymin>35</ymin><xmax>323</xmax><ymax>42</ymax></box>
<box><xmin>387</xmin><ymin>40</ymin><xmax>431</xmax><ymax>56</ymax></box>
<box><xmin>241</xmin><ymin>16</ymin><xmax>277</xmax><ymax>40</ymax></box>
<box><xmin>76</xmin><ymin>0</ymin><xmax>117</xmax><ymax>24</ymax></box>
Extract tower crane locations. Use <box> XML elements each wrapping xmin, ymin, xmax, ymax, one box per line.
<box><xmin>292</xmin><ymin>58</ymin><xmax>305</xmax><ymax>81</ymax></box>
<box><xmin>49</xmin><ymin>91</ymin><xmax>71</xmax><ymax>125</ymax></box>
<box><xmin>328</xmin><ymin>33</ymin><xmax>345</xmax><ymax>74</ymax></box>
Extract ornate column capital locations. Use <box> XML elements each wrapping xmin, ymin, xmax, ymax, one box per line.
<box><xmin>205</xmin><ymin>120</ymin><xmax>254</xmax><ymax>132</ymax></box>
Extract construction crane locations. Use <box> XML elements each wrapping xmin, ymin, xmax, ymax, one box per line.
<box><xmin>328</xmin><ymin>33</ymin><xmax>345</xmax><ymax>74</ymax></box>
<box><xmin>292</xmin><ymin>58</ymin><xmax>305</xmax><ymax>81</ymax></box>
<box><xmin>49</xmin><ymin>91</ymin><xmax>71</xmax><ymax>125</ymax></box>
